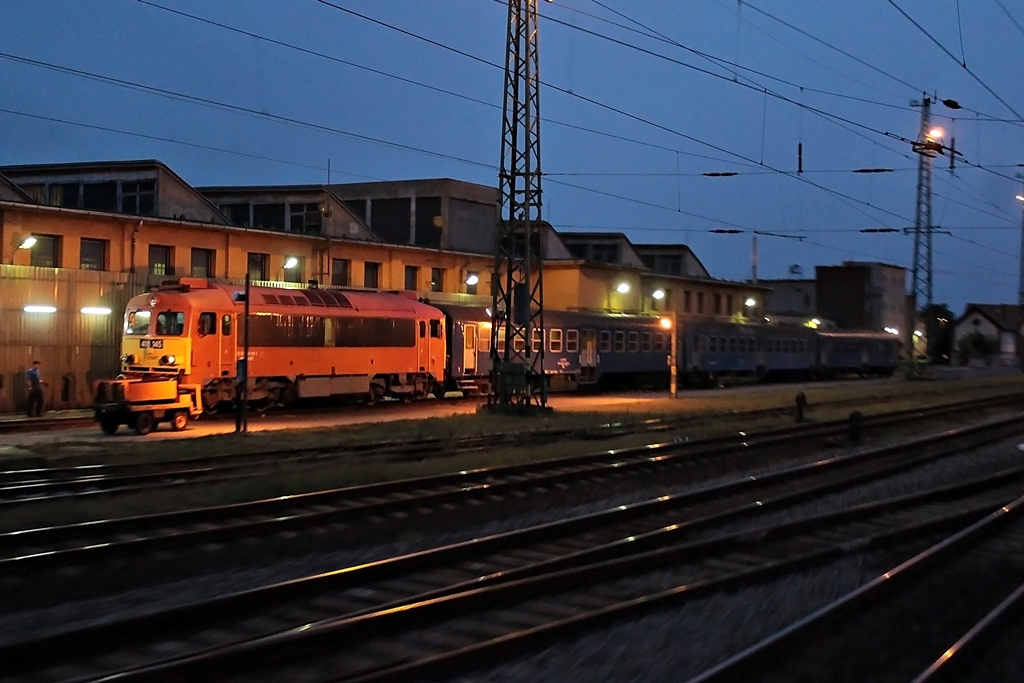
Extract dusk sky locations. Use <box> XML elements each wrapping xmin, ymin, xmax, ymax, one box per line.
<box><xmin>4</xmin><ymin>1</ymin><xmax>1024</xmax><ymax>314</ymax></box>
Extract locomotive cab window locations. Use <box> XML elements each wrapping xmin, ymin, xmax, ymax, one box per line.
<box><xmin>430</xmin><ymin>319</ymin><xmax>442</xmax><ymax>339</ymax></box>
<box><xmin>156</xmin><ymin>311</ymin><xmax>185</xmax><ymax>336</ymax></box>
<box><xmin>198</xmin><ymin>312</ymin><xmax>216</xmax><ymax>337</ymax></box>
<box><xmin>419</xmin><ymin>321</ymin><xmax>426</xmax><ymax>338</ymax></box>
<box><xmin>125</xmin><ymin>310</ymin><xmax>150</xmax><ymax>335</ymax></box>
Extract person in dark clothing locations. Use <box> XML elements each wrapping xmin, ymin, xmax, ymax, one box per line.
<box><xmin>25</xmin><ymin>360</ymin><xmax>45</xmax><ymax>417</ymax></box>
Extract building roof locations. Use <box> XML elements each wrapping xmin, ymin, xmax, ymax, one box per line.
<box><xmin>956</xmin><ymin>303</ymin><xmax>1022</xmax><ymax>332</ymax></box>
<box><xmin>0</xmin><ymin>173</ymin><xmax>35</xmax><ymax>202</ymax></box>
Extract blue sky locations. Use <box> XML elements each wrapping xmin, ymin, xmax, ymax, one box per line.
<box><xmin>4</xmin><ymin>1</ymin><xmax>1024</xmax><ymax>313</ymax></box>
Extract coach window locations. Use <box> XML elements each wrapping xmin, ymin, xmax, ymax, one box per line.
<box><xmin>598</xmin><ymin>331</ymin><xmax>612</xmax><ymax>353</ymax></box>
<box><xmin>513</xmin><ymin>334</ymin><xmax>526</xmax><ymax>352</ymax></box>
<box><xmin>566</xmin><ymin>329</ymin><xmax>579</xmax><ymax>353</ymax></box>
<box><xmin>478</xmin><ymin>324</ymin><xmax>491</xmax><ymax>352</ymax></box>
<box><xmin>549</xmin><ymin>329</ymin><xmax>563</xmax><ymax>353</ymax></box>
<box><xmin>653</xmin><ymin>333</ymin><xmax>665</xmax><ymax>352</ymax></box>
<box><xmin>728</xmin><ymin>337</ymin><xmax>736</xmax><ymax>353</ymax></box>
<box><xmin>198</xmin><ymin>312</ymin><xmax>216</xmax><ymax>337</ymax></box>
<box><xmin>532</xmin><ymin>328</ymin><xmax>542</xmax><ymax>352</ymax></box>
<box><xmin>627</xmin><ymin>331</ymin><xmax>639</xmax><ymax>353</ymax></box>
<box><xmin>613</xmin><ymin>331</ymin><xmax>625</xmax><ymax>353</ymax></box>
<box><xmin>641</xmin><ymin>332</ymin><xmax>652</xmax><ymax>352</ymax></box>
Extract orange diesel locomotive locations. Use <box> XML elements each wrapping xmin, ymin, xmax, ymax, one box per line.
<box><xmin>97</xmin><ymin>278</ymin><xmax>445</xmax><ymax>432</ymax></box>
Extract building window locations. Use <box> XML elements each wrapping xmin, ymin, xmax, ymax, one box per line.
<box><xmin>726</xmin><ymin>295</ymin><xmax>734</xmax><ymax>315</ymax></box>
<box><xmin>248</xmin><ymin>252</ymin><xmax>269</xmax><ymax>281</ymax></box>
<box><xmin>289</xmin><ymin>203</ymin><xmax>322</xmax><ymax>234</ymax></box>
<box><xmin>121</xmin><ymin>180</ymin><xmax>156</xmax><ymax>215</ymax></box>
<box><xmin>81</xmin><ymin>181</ymin><xmax>118</xmax><ymax>211</ymax></box>
<box><xmin>21</xmin><ymin>184</ymin><xmax>45</xmax><ymax>203</ymax></box>
<box><xmin>331</xmin><ymin>258</ymin><xmax>350</xmax><ymax>286</ymax></box>
<box><xmin>190</xmin><ymin>248</ymin><xmax>215</xmax><ymax>278</ymax></box>
<box><xmin>430</xmin><ymin>267</ymin><xmax>444</xmax><ymax>292</ymax></box>
<box><xmin>404</xmin><ymin>265</ymin><xmax>419</xmax><ymax>291</ymax></box>
<box><xmin>148</xmin><ymin>245</ymin><xmax>173</xmax><ymax>276</ymax></box>
<box><xmin>714</xmin><ymin>293</ymin><xmax>723</xmax><ymax>315</ymax></box>
<box><xmin>252</xmin><ymin>203</ymin><xmax>286</xmax><ymax>230</ymax></box>
<box><xmin>283</xmin><ymin>256</ymin><xmax>304</xmax><ymax>283</ymax></box>
<box><xmin>50</xmin><ymin>183</ymin><xmax>79</xmax><ymax>208</ymax></box>
<box><xmin>697</xmin><ymin>292</ymin><xmax>705</xmax><ymax>314</ymax></box>
<box><xmin>684</xmin><ymin>290</ymin><xmax>692</xmax><ymax>313</ymax></box>
<box><xmin>364</xmin><ymin>261</ymin><xmax>381</xmax><ymax>289</ymax></box>
<box><xmin>221</xmin><ymin>203</ymin><xmax>251</xmax><ymax>226</ymax></box>
<box><xmin>30</xmin><ymin>234</ymin><xmax>60</xmax><ymax>268</ymax></box>
<box><xmin>591</xmin><ymin>244</ymin><xmax>619</xmax><ymax>263</ymax></box>
<box><xmin>80</xmin><ymin>238</ymin><xmax>107</xmax><ymax>271</ymax></box>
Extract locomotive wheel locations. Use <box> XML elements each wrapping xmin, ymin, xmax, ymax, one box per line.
<box><xmin>367</xmin><ymin>384</ymin><xmax>384</xmax><ymax>406</ymax></box>
<box><xmin>99</xmin><ymin>415</ymin><xmax>119</xmax><ymax>435</ymax></box>
<box><xmin>133</xmin><ymin>411</ymin><xmax>155</xmax><ymax>436</ymax></box>
<box><xmin>170</xmin><ymin>410</ymin><xmax>188</xmax><ymax>431</ymax></box>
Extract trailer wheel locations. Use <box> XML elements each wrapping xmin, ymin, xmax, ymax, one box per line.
<box><xmin>134</xmin><ymin>411</ymin><xmax>155</xmax><ymax>436</ymax></box>
<box><xmin>99</xmin><ymin>415</ymin><xmax>119</xmax><ymax>435</ymax></box>
<box><xmin>170</xmin><ymin>410</ymin><xmax>188</xmax><ymax>431</ymax></box>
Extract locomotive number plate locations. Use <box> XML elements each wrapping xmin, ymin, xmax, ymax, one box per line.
<box><xmin>140</xmin><ymin>339</ymin><xmax>164</xmax><ymax>349</ymax></box>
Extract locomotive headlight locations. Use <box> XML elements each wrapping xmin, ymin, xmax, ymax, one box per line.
<box><xmin>121</xmin><ymin>354</ymin><xmax>137</xmax><ymax>364</ymax></box>
<box><xmin>160</xmin><ymin>355</ymin><xmax>177</xmax><ymax>365</ymax></box>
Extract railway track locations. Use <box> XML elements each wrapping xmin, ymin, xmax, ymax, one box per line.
<box><xmin>1</xmin><ymin>396</ymin><xmax>1020</xmax><ymax>592</ymax></box>
<box><xmin>689</xmin><ymin>489</ymin><xmax>1024</xmax><ymax>683</ymax></box>
<box><xmin>5</xmin><ymin>415</ymin><xmax>1022</xmax><ymax>681</ymax></box>
<box><xmin>1</xmin><ymin>391</ymin><xmax>1020</xmax><ymax>507</ymax></box>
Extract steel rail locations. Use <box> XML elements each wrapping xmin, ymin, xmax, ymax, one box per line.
<box><xmin>4</xmin><ymin>416</ymin><xmax>1024</xmax><ymax>680</ymax></box>
<box><xmin>43</xmin><ymin>454</ymin><xmax>1024</xmax><ymax>682</ymax></box>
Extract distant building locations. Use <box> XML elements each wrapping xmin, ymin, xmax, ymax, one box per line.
<box><xmin>951</xmin><ymin>303</ymin><xmax>1021</xmax><ymax>366</ymax></box>
<box><xmin>815</xmin><ymin>261</ymin><xmax>906</xmax><ymax>331</ymax></box>
<box><xmin>759</xmin><ymin>278</ymin><xmax>819</xmax><ymax>326</ymax></box>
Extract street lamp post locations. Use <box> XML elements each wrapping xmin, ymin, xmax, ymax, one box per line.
<box><xmin>236</xmin><ymin>272</ymin><xmax>251</xmax><ymax>434</ymax></box>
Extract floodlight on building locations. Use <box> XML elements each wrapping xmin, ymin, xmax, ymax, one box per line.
<box><xmin>24</xmin><ymin>305</ymin><xmax>57</xmax><ymax>313</ymax></box>
<box><xmin>616</xmin><ymin>282</ymin><xmax>630</xmax><ymax>294</ymax></box>
<box><xmin>652</xmin><ymin>289</ymin><xmax>665</xmax><ymax>300</ymax></box>
<box><xmin>914</xmin><ymin>329</ymin><xmax>923</xmax><ymax>338</ymax></box>
<box><xmin>81</xmin><ymin>307</ymin><xmax>112</xmax><ymax>315</ymax></box>
<box><xmin>465</xmin><ymin>273</ymin><xmax>479</xmax><ymax>286</ymax></box>
<box><xmin>283</xmin><ymin>257</ymin><xmax>299</xmax><ymax>270</ymax></box>
<box><xmin>18</xmin><ymin>236</ymin><xmax>37</xmax><ymax>250</ymax></box>
<box><xmin>745</xmin><ymin>297</ymin><xmax>756</xmax><ymax>307</ymax></box>
<box><xmin>659</xmin><ymin>317</ymin><xmax>672</xmax><ymax>330</ymax></box>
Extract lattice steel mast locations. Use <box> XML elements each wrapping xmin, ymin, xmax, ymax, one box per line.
<box><xmin>489</xmin><ymin>0</ymin><xmax>547</xmax><ymax>409</ymax></box>
<box><xmin>910</xmin><ymin>96</ymin><xmax>938</xmax><ymax>315</ymax></box>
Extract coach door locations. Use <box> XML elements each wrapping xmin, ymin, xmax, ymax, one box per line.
<box><xmin>219</xmin><ymin>313</ymin><xmax>235</xmax><ymax>375</ymax></box>
<box><xmin>579</xmin><ymin>329</ymin><xmax>598</xmax><ymax>383</ymax></box>
<box><xmin>193</xmin><ymin>312</ymin><xmax>222</xmax><ymax>381</ymax></box>
<box><xmin>463</xmin><ymin>323</ymin><xmax>478</xmax><ymax>374</ymax></box>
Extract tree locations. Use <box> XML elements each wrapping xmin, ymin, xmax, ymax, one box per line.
<box><xmin>922</xmin><ymin>303</ymin><xmax>955</xmax><ymax>364</ymax></box>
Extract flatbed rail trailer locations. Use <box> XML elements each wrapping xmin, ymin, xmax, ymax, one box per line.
<box><xmin>93</xmin><ymin>377</ymin><xmax>203</xmax><ymax>435</ymax></box>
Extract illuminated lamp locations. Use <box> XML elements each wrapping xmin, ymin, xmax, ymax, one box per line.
<box><xmin>24</xmin><ymin>305</ymin><xmax>56</xmax><ymax>313</ymax></box>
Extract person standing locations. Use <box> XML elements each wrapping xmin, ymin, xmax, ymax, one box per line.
<box><xmin>25</xmin><ymin>360</ymin><xmax>45</xmax><ymax>417</ymax></box>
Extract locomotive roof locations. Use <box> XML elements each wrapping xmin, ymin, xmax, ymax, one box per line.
<box><xmin>130</xmin><ymin>279</ymin><xmax>442</xmax><ymax>316</ymax></box>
